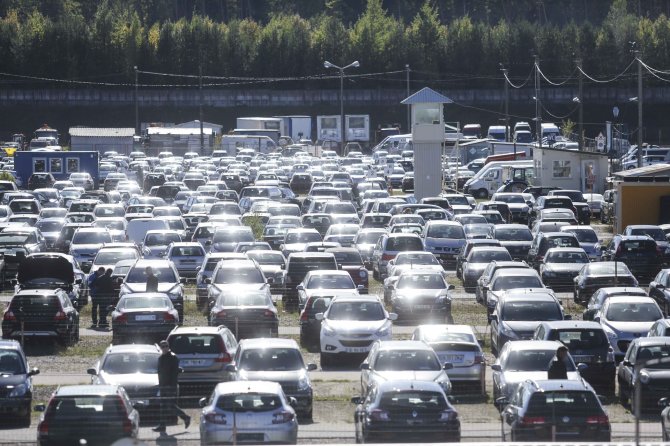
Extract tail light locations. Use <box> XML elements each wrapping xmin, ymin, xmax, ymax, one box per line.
<box><xmin>520</xmin><ymin>416</ymin><xmax>545</xmax><ymax>425</ymax></box>
<box><xmin>204</xmin><ymin>412</ymin><xmax>227</xmax><ymax>424</ymax></box>
<box><xmin>214</xmin><ymin>337</ymin><xmax>232</xmax><ymax>363</ymax></box>
<box><xmin>615</xmin><ymin>245</ymin><xmax>622</xmax><ymax>256</ymax></box>
<box><xmin>3</xmin><ymin>311</ymin><xmax>15</xmax><ymax>321</ymax></box>
<box><xmin>272</xmin><ymin>410</ymin><xmax>294</xmax><ymax>424</ymax></box>
<box><xmin>381</xmin><ymin>253</ymin><xmax>395</xmax><ymax>261</ymax></box>
<box><xmin>474</xmin><ymin>353</ymin><xmax>485</xmax><ymax>364</ymax></box>
<box><xmin>54</xmin><ymin>311</ymin><xmax>67</xmax><ymax>321</ymax></box>
<box><xmin>216</xmin><ymin>310</ymin><xmax>227</xmax><ymax>319</ymax></box>
<box><xmin>439</xmin><ymin>409</ymin><xmax>458</xmax><ymax>421</ymax></box>
<box><xmin>586</xmin><ymin>415</ymin><xmax>609</xmax><ymax>425</ymax></box>
<box><xmin>163</xmin><ymin>312</ymin><xmax>176</xmax><ymax>322</ymax></box>
<box><xmin>263</xmin><ymin>310</ymin><xmax>275</xmax><ymax>318</ymax></box>
<box><xmin>38</xmin><ymin>419</ymin><xmax>49</xmax><ymax>435</ymax></box>
<box><xmin>115</xmin><ymin>313</ymin><xmax>128</xmax><ymax>325</ymax></box>
<box><xmin>119</xmin><ymin>398</ymin><xmax>133</xmax><ymax>434</ymax></box>
<box><xmin>606</xmin><ymin>347</ymin><xmax>615</xmax><ymax>363</ymax></box>
<box><xmin>369</xmin><ymin>408</ymin><xmax>390</xmax><ymax>421</ymax></box>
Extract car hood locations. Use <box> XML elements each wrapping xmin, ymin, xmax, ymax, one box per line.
<box><xmin>463</xmin><ymin>263</ymin><xmax>490</xmax><ymax>275</ymax></box>
<box><xmin>70</xmin><ymin>244</ymin><xmax>104</xmax><ymax>253</ymax></box>
<box><xmin>395</xmin><ymin>289</ymin><xmax>448</xmax><ymax>299</ymax></box>
<box><xmin>372</xmin><ymin>370</ymin><xmax>444</xmax><ymax>383</ymax></box>
<box><xmin>124</xmin><ymin>282</ymin><xmax>179</xmax><ymax>294</ymax></box>
<box><xmin>96</xmin><ymin>372</ymin><xmax>159</xmax><ymax>388</ymax></box>
<box><xmin>502</xmin><ymin>321</ymin><xmax>543</xmax><ymax>333</ymax></box>
<box><xmin>544</xmin><ymin>263</ymin><xmax>586</xmax><ymax>274</ymax></box>
<box><xmin>237</xmin><ymin>370</ymin><xmax>305</xmax><ymax>382</ymax></box>
<box><xmin>18</xmin><ymin>255</ymin><xmax>74</xmax><ymax>284</ymax></box>
<box><xmin>502</xmin><ymin>370</ymin><xmax>582</xmax><ymax>386</ymax></box>
<box><xmin>424</xmin><ymin>237</ymin><xmax>465</xmax><ymax>248</ymax></box>
<box><xmin>210</xmin><ymin>283</ymin><xmax>267</xmax><ymax>293</ymax></box>
<box><xmin>326</xmin><ymin>319</ymin><xmax>388</xmax><ymax>333</ymax></box>
<box><xmin>602</xmin><ymin>320</ymin><xmax>654</xmax><ymax>337</ymax></box>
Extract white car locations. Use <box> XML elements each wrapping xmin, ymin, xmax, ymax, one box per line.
<box><xmin>316</xmin><ymin>296</ymin><xmax>397</xmax><ymax>367</ymax></box>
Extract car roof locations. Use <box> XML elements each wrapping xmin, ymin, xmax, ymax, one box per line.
<box><xmin>492</xmin><ymin>268</ymin><xmax>538</xmax><ymax>277</ymax></box>
<box><xmin>214</xmin><ymin>380</ymin><xmax>283</xmax><ymax>395</ymax></box>
<box><xmin>54</xmin><ymin>385</ymin><xmax>121</xmax><ymax>397</ymax></box>
<box><xmin>104</xmin><ymin>343</ymin><xmax>161</xmax><ymax>354</ymax></box>
<box><xmin>527</xmin><ymin>379</ymin><xmax>591</xmax><ymax>392</ymax></box>
<box><xmin>330</xmin><ymin>295</ymin><xmax>381</xmax><ymax>304</ymax></box>
<box><xmin>633</xmin><ymin>336</ymin><xmax>670</xmax><ymax>347</ymax></box>
<box><xmin>503</xmin><ymin>340</ymin><xmax>563</xmax><ymax>351</ymax></box>
<box><xmin>239</xmin><ymin>338</ymin><xmax>299</xmax><ymax>349</ymax></box>
<box><xmin>169</xmin><ymin>325</ymin><xmax>226</xmax><ymax>335</ymax></box>
<box><xmin>495</xmin><ymin>224</ymin><xmax>530</xmax><ymax>230</ymax></box>
<box><xmin>606</xmin><ymin>295</ymin><xmax>655</xmax><ymax>304</ymax></box>
<box><xmin>500</xmin><ymin>289</ymin><xmax>556</xmax><ymax>302</ymax></box>
<box><xmin>376</xmin><ymin>340</ymin><xmax>433</xmax><ymax>351</ymax></box>
<box><xmin>375</xmin><ymin>380</ymin><xmax>444</xmax><ymax>393</ymax></box>
<box><xmin>545</xmin><ymin>247</ymin><xmax>587</xmax><ymax>253</ymax></box>
<box><xmin>540</xmin><ymin>321</ymin><xmax>603</xmax><ymax>330</ymax></box>
<box><xmin>415</xmin><ymin>324</ymin><xmax>476</xmax><ymax>336</ymax></box>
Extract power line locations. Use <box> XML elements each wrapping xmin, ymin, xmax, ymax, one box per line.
<box><xmin>536</xmin><ymin>65</ymin><xmax>576</xmax><ymax>86</ymax></box>
<box><xmin>577</xmin><ymin>60</ymin><xmax>636</xmax><ymax>83</ymax></box>
<box><xmin>503</xmin><ymin>68</ymin><xmax>534</xmax><ymax>89</ymax></box>
<box><xmin>540</xmin><ymin>102</ymin><xmax>580</xmax><ymax>120</ymax></box>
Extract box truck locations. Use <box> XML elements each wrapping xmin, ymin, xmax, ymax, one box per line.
<box><xmin>235</xmin><ymin>117</ymin><xmax>282</xmax><ymax>131</ymax></box>
<box><xmin>274</xmin><ymin>116</ymin><xmax>312</xmax><ymax>142</ymax></box>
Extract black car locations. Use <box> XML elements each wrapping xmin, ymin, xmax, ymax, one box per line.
<box><xmin>498</xmin><ymin>379</ymin><xmax>610</xmax><ymax>442</ymax></box>
<box><xmin>0</xmin><ymin>228</ymin><xmax>47</xmax><ymax>282</ymax></box>
<box><xmin>16</xmin><ymin>253</ymin><xmax>84</xmax><ymax>308</ymax></box>
<box><xmin>573</xmin><ymin>261</ymin><xmax>639</xmax><ymax>305</ymax></box>
<box><xmin>352</xmin><ymin>379</ymin><xmax>460</xmax><ymax>443</ymax></box>
<box><xmin>0</xmin><ymin>340</ymin><xmax>39</xmax><ymax>426</ymax></box>
<box><xmin>601</xmin><ymin>235</ymin><xmax>663</xmax><ymax>283</ymax></box>
<box><xmin>219</xmin><ymin>173</ymin><xmax>244</xmax><ymax>193</ymax></box>
<box><xmin>528</xmin><ymin>195</ymin><xmax>577</xmax><ymax>227</ymax></box>
<box><xmin>110</xmin><ymin>293</ymin><xmax>179</xmax><ymax>345</ymax></box>
<box><xmin>401</xmin><ymin>172</ymin><xmax>414</xmax><ymax>192</ymax></box>
<box><xmin>649</xmin><ymin>268</ymin><xmax>670</xmax><ymax>315</ymax></box>
<box><xmin>289</xmin><ymin>173</ymin><xmax>313</xmax><ymax>195</ymax></box>
<box><xmin>283</xmin><ymin>252</ymin><xmax>338</xmax><ymax>310</ymax></box>
<box><xmin>475</xmin><ymin>260</ymin><xmax>530</xmax><ymax>305</ymax></box>
<box><xmin>461</xmin><ymin>246</ymin><xmax>512</xmax><ymax>291</ymax></box>
<box><xmin>617</xmin><ymin>337</ymin><xmax>670</xmax><ymax>412</ymax></box>
<box><xmin>299</xmin><ymin>294</ymin><xmax>333</xmax><ymax>351</ymax></box>
<box><xmin>539</xmin><ymin>247</ymin><xmax>590</xmax><ymax>292</ymax></box>
<box><xmin>533</xmin><ymin>321</ymin><xmax>616</xmax><ymax>394</ymax></box>
<box><xmin>456</xmin><ymin>239</ymin><xmax>501</xmax><ymax>279</ymax></box>
<box><xmin>2</xmin><ymin>289</ymin><xmax>79</xmax><ymax>345</ymax></box>
<box><xmin>209</xmin><ymin>289</ymin><xmax>279</xmax><ymax>339</ymax></box>
<box><xmin>546</xmin><ymin>189</ymin><xmax>592</xmax><ymax>225</ymax></box>
<box><xmin>27</xmin><ymin>173</ymin><xmax>55</xmax><ymax>190</ymax></box>
<box><xmin>523</xmin><ymin>186</ymin><xmax>561</xmax><ymax>200</ymax></box>
<box><xmin>527</xmin><ymin>231</ymin><xmax>580</xmax><ymax>270</ymax></box>
<box><xmin>53</xmin><ymin>222</ymin><xmax>92</xmax><ymax>254</ymax></box>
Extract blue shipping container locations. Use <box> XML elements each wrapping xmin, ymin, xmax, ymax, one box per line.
<box><xmin>15</xmin><ymin>151</ymin><xmax>100</xmax><ymax>188</ymax></box>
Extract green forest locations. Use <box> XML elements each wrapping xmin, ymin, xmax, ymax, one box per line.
<box><xmin>1</xmin><ymin>0</ymin><xmax>670</xmax><ymax>88</ymax></box>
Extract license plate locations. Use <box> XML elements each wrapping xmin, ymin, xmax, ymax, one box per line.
<box><xmin>572</xmin><ymin>355</ymin><xmax>592</xmax><ymax>363</ymax></box>
<box><xmin>445</xmin><ymin>354</ymin><xmax>464</xmax><ymax>362</ymax></box>
<box><xmin>237</xmin><ymin>434</ymin><xmax>264</xmax><ymax>442</ymax></box>
<box><xmin>135</xmin><ymin>315</ymin><xmax>156</xmax><ymax>321</ymax></box>
<box><xmin>414</xmin><ymin>305</ymin><xmax>432</xmax><ymax>310</ymax></box>
<box><xmin>345</xmin><ymin>347</ymin><xmax>367</xmax><ymax>353</ymax></box>
<box><xmin>181</xmin><ymin>359</ymin><xmax>207</xmax><ymax>367</ymax></box>
<box><xmin>180</xmin><ymin>259</ymin><xmax>196</xmax><ymax>263</ymax></box>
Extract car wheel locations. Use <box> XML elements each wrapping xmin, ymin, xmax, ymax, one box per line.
<box><xmin>320</xmin><ymin>352</ymin><xmax>332</xmax><ymax>369</ymax></box>
<box><xmin>372</xmin><ymin>267</ymin><xmax>379</xmax><ymax>281</ymax></box>
<box><xmin>302</xmin><ymin>407</ymin><xmax>313</xmax><ymax>422</ymax></box>
<box><xmin>477</xmin><ymin>188</ymin><xmax>488</xmax><ymax>199</ymax></box>
<box><xmin>619</xmin><ymin>386</ymin><xmax>628</xmax><ymax>406</ymax></box>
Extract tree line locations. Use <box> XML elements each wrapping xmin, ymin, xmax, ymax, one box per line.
<box><xmin>1</xmin><ymin>0</ymin><xmax>670</xmax><ymax>89</ymax></box>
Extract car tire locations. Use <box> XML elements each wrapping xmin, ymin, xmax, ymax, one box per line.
<box><xmin>619</xmin><ymin>387</ymin><xmax>628</xmax><ymax>406</ymax></box>
<box><xmin>112</xmin><ymin>333</ymin><xmax>123</xmax><ymax>345</ymax></box>
<box><xmin>320</xmin><ymin>352</ymin><xmax>333</xmax><ymax>369</ymax></box>
<box><xmin>302</xmin><ymin>407</ymin><xmax>313</xmax><ymax>422</ymax></box>
<box><xmin>476</xmin><ymin>189</ymin><xmax>488</xmax><ymax>199</ymax></box>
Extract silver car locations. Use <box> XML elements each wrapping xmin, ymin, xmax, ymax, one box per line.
<box><xmin>412</xmin><ymin>324</ymin><xmax>486</xmax><ymax>396</ymax></box>
<box><xmin>199</xmin><ymin>380</ymin><xmax>298</xmax><ymax>445</ymax></box>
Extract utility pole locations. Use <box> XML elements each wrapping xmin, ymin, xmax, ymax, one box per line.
<box><xmin>502</xmin><ymin>66</ymin><xmax>510</xmax><ymax>142</ymax></box>
<box><xmin>406</xmin><ymin>64</ymin><xmax>411</xmax><ymax>133</ymax></box>
<box><xmin>199</xmin><ymin>63</ymin><xmax>204</xmax><ymax>155</ymax></box>
<box><xmin>635</xmin><ymin>49</ymin><xmax>643</xmax><ymax>168</ymax></box>
<box><xmin>134</xmin><ymin>66</ymin><xmax>139</xmax><ymax>136</ymax></box>
<box><xmin>577</xmin><ymin>58</ymin><xmax>584</xmax><ymax>151</ymax></box>
<box><xmin>534</xmin><ymin>54</ymin><xmax>542</xmax><ymax>147</ymax></box>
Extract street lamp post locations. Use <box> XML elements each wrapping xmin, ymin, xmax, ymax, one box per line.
<box><xmin>324</xmin><ymin>60</ymin><xmax>360</xmax><ymax>155</ymax></box>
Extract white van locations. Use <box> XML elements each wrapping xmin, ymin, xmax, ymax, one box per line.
<box><xmin>463</xmin><ymin>160</ymin><xmax>534</xmax><ymax>199</ymax></box>
<box><xmin>127</xmin><ymin>218</ymin><xmax>170</xmax><ymax>245</ymax></box>
<box><xmin>487</xmin><ymin>125</ymin><xmax>508</xmax><ymax>142</ymax></box>
<box><xmin>463</xmin><ymin>124</ymin><xmax>482</xmax><ymax>139</ymax></box>
<box><xmin>541</xmin><ymin>123</ymin><xmax>560</xmax><ymax>143</ymax></box>
<box><xmin>372</xmin><ymin>134</ymin><xmax>412</xmax><ymax>155</ymax></box>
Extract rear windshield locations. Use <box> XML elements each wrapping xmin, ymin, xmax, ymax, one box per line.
<box><xmin>470</xmin><ymin>250</ymin><xmax>512</xmax><ymax>263</ymax></box>
<box><xmin>215</xmin><ymin>267</ymin><xmax>264</xmax><ymax>284</ymax></box>
<box><xmin>331</xmin><ymin>251</ymin><xmax>362</xmax><ymax>265</ymax></box>
<box><xmin>169</xmin><ymin>334</ymin><xmax>221</xmax><ymax>354</ymax></box>
<box><xmin>126</xmin><ymin>266</ymin><xmax>176</xmax><ymax>283</ymax></box>
<box><xmin>47</xmin><ymin>396</ymin><xmax>125</xmax><ymax>420</ymax></box>
<box><xmin>72</xmin><ymin>231</ymin><xmax>111</xmax><ymax>245</ymax></box>
<box><xmin>620</xmin><ymin>240</ymin><xmax>657</xmax><ymax>253</ymax></box>
<box><xmin>119</xmin><ymin>296</ymin><xmax>169</xmax><ymax>309</ymax></box>
<box><xmin>172</xmin><ymin>246</ymin><xmax>204</xmax><ymax>257</ymax></box>
<box><xmin>629</xmin><ymin>227</ymin><xmax>666</xmax><ymax>242</ymax></box>
<box><xmin>386</xmin><ymin>237</ymin><xmax>423</xmax><ymax>251</ymax></box>
<box><xmin>238</xmin><ymin>348</ymin><xmax>304</xmax><ymax>371</ymax></box>
<box><xmin>567</xmin><ymin>229</ymin><xmax>598</xmax><ymax>243</ymax></box>
<box><xmin>213</xmin><ymin>229</ymin><xmax>254</xmax><ymax>243</ymax></box>
<box><xmin>495</xmin><ymin>228</ymin><xmax>533</xmax><ymax>241</ymax></box>
<box><xmin>505</xmin><ymin>349</ymin><xmax>576</xmax><ymax>372</ymax></box>
<box><xmin>551</xmin><ymin>329</ymin><xmax>608</xmax><ymax>349</ymax></box>
<box><xmin>380</xmin><ymin>391</ymin><xmax>447</xmax><ymax>410</ymax></box>
<box><xmin>502</xmin><ymin>301</ymin><xmax>562</xmax><ymax>321</ymax></box>
<box><xmin>545</xmin><ymin>251</ymin><xmax>589</xmax><ymax>263</ymax></box>
<box><xmin>101</xmin><ymin>352</ymin><xmax>159</xmax><ymax>374</ymax></box>
<box><xmin>286</xmin><ymin>232</ymin><xmax>321</xmax><ymax>244</ymax></box>
<box><xmin>216</xmin><ymin>393</ymin><xmax>281</xmax><ymax>412</ymax></box>
<box><xmin>289</xmin><ymin>257</ymin><xmax>337</xmax><ymax>272</ymax></box>
<box><xmin>527</xmin><ymin>391</ymin><xmax>601</xmax><ymax>417</ymax></box>
<box><xmin>144</xmin><ymin>233</ymin><xmax>181</xmax><ymax>246</ymax></box>
<box><xmin>374</xmin><ymin>350</ymin><xmax>440</xmax><ymax>371</ymax></box>
<box><xmin>10</xmin><ymin>295</ymin><xmax>59</xmax><ymax>311</ymax></box>
<box><xmin>491</xmin><ymin>275</ymin><xmax>542</xmax><ymax>291</ymax></box>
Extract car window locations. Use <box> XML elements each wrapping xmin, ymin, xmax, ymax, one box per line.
<box><xmin>327</xmin><ymin>301</ymin><xmax>384</xmax><ymax>321</ymax></box>
<box><xmin>527</xmin><ymin>391</ymin><xmax>601</xmax><ymax>417</ymax></box>
<box><xmin>606</xmin><ymin>302</ymin><xmax>662</xmax><ymax>322</ymax></box>
<box><xmin>126</xmin><ymin>266</ymin><xmax>176</xmax><ymax>283</ymax></box>
<box><xmin>218</xmin><ymin>292</ymin><xmax>269</xmax><ymax>306</ymax></box>
<box><xmin>169</xmin><ymin>334</ymin><xmax>222</xmax><ymax>354</ymax></box>
<box><xmin>504</xmin><ymin>349</ymin><xmax>575</xmax><ymax>372</ymax></box>
<box><xmin>379</xmin><ymin>391</ymin><xmax>447</xmax><ymax>410</ymax></box>
<box><xmin>306</xmin><ymin>274</ymin><xmax>354</xmax><ymax>289</ymax></box>
<box><xmin>373</xmin><ymin>350</ymin><xmax>440</xmax><ymax>371</ymax></box>
<box><xmin>216</xmin><ymin>393</ymin><xmax>282</xmax><ymax>412</ymax></box>
<box><xmin>0</xmin><ymin>350</ymin><xmax>25</xmax><ymax>374</ymax></box>
<box><xmin>238</xmin><ymin>348</ymin><xmax>304</xmax><ymax>371</ymax></box>
<box><xmin>397</xmin><ymin>274</ymin><xmax>446</xmax><ymax>290</ymax></box>
<box><xmin>101</xmin><ymin>352</ymin><xmax>159</xmax><ymax>374</ymax></box>
<box><xmin>48</xmin><ymin>396</ymin><xmax>125</xmax><ymax>420</ymax></box>
<box><xmin>214</xmin><ymin>267</ymin><xmax>264</xmax><ymax>284</ymax></box>
<box><xmin>552</xmin><ymin>329</ymin><xmax>608</xmax><ymax>349</ymax></box>
<box><xmin>501</xmin><ymin>301</ymin><xmax>562</xmax><ymax>321</ymax></box>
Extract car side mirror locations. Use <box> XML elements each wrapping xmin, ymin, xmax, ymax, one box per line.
<box><xmin>75</xmin><ymin>278</ymin><xmax>82</xmax><ymax>284</ymax></box>
<box><xmin>205</xmin><ymin>240</ymin><xmax>212</xmax><ymax>246</ymax></box>
<box><xmin>34</xmin><ymin>404</ymin><xmax>46</xmax><ymax>412</ymax></box>
<box><xmin>577</xmin><ymin>363</ymin><xmax>589</xmax><ymax>373</ymax></box>
<box><xmin>491</xmin><ymin>364</ymin><xmax>502</xmax><ymax>372</ymax></box>
<box><xmin>564</xmin><ymin>314</ymin><xmax>572</xmax><ymax>320</ymax></box>
<box><xmin>488</xmin><ymin>314</ymin><xmax>498</xmax><ymax>323</ymax></box>
<box><xmin>266</xmin><ymin>277</ymin><xmax>274</xmax><ymax>284</ymax></box>
<box><xmin>593</xmin><ymin>316</ymin><xmax>600</xmax><ymax>323</ymax></box>
<box><xmin>622</xmin><ymin>360</ymin><xmax>632</xmax><ymax>367</ymax></box>
<box><xmin>482</xmin><ymin>285</ymin><xmax>489</xmax><ymax>291</ymax></box>
<box><xmin>280</xmin><ymin>264</ymin><xmax>285</xmax><ymax>270</ymax></box>
<box><xmin>225</xmin><ymin>364</ymin><xmax>237</xmax><ymax>373</ymax></box>
<box><xmin>28</xmin><ymin>367</ymin><xmax>39</xmax><ymax>377</ymax></box>
<box><xmin>289</xmin><ymin>397</ymin><xmax>298</xmax><ymax>407</ymax></box>
<box><xmin>132</xmin><ymin>401</ymin><xmax>147</xmax><ymax>410</ymax></box>
<box><xmin>116</xmin><ymin>277</ymin><xmax>124</xmax><ymax>284</ymax></box>
<box><xmin>658</xmin><ymin>284</ymin><xmax>666</xmax><ymax>290</ymax></box>
<box><xmin>448</xmin><ymin>284</ymin><xmax>455</xmax><ymax>291</ymax></box>
<box><xmin>360</xmin><ymin>363</ymin><xmax>370</xmax><ymax>370</ymax></box>
<box><xmin>306</xmin><ymin>363</ymin><xmax>317</xmax><ymax>372</ymax></box>
<box><xmin>296</xmin><ymin>284</ymin><xmax>304</xmax><ymax>291</ymax></box>
<box><xmin>388</xmin><ymin>312</ymin><xmax>398</xmax><ymax>321</ymax></box>
<box><xmin>315</xmin><ymin>313</ymin><xmax>324</xmax><ymax>321</ymax></box>
<box><xmin>106</xmin><ymin>305</ymin><xmax>115</xmax><ymax>312</ymax></box>
<box><xmin>199</xmin><ymin>397</ymin><xmax>208</xmax><ymax>408</ymax></box>
<box><xmin>204</xmin><ymin>278</ymin><xmax>211</xmax><ymax>284</ymax></box>
<box><xmin>351</xmin><ymin>396</ymin><xmax>361</xmax><ymax>405</ymax></box>
<box><xmin>180</xmin><ymin>277</ymin><xmax>187</xmax><ymax>284</ymax></box>
<box><xmin>357</xmin><ymin>284</ymin><xmax>364</xmax><ymax>291</ymax></box>
<box><xmin>495</xmin><ymin>397</ymin><xmax>508</xmax><ymax>407</ymax></box>
<box><xmin>86</xmin><ymin>368</ymin><xmax>97</xmax><ymax>375</ymax></box>
<box><xmin>659</xmin><ymin>397</ymin><xmax>670</xmax><ymax>408</ymax></box>
<box><xmin>443</xmin><ymin>362</ymin><xmax>454</xmax><ymax>370</ymax></box>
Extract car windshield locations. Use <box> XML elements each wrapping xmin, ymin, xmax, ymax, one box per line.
<box><xmin>427</xmin><ymin>225</ymin><xmax>465</xmax><ymax>239</ymax></box>
<box><xmin>421</xmin><ymin>331</ymin><xmax>476</xmax><ymax>343</ymax></box>
<box><xmin>144</xmin><ymin>233</ymin><xmax>181</xmax><ymax>246</ymax></box>
<box><xmin>545</xmin><ymin>251</ymin><xmax>589</xmax><ymax>263</ymax></box>
<box><xmin>396</xmin><ymin>273</ymin><xmax>446</xmax><ymax>290</ymax></box>
<box><xmin>216</xmin><ymin>393</ymin><xmax>282</xmax><ymax>412</ymax></box>
<box><xmin>630</xmin><ymin>227</ymin><xmax>666</xmax><ymax>242</ymax></box>
<box><xmin>374</xmin><ymin>350</ymin><xmax>440</xmax><ymax>371</ymax></box>
<box><xmin>306</xmin><ymin>274</ymin><xmax>354</xmax><ymax>289</ymax></box>
<box><xmin>95</xmin><ymin>250</ymin><xmax>138</xmax><ymax>264</ymax></box>
<box><xmin>218</xmin><ymin>291</ymin><xmax>269</xmax><ymax>306</ymax></box>
<box><xmin>72</xmin><ymin>231</ymin><xmax>111</xmax><ymax>244</ymax></box>
<box><xmin>504</xmin><ymin>349</ymin><xmax>576</xmax><ymax>372</ymax></box>
<box><xmin>93</xmin><ymin>220</ymin><xmax>125</xmax><ymax>231</ymax></box>
<box><xmin>0</xmin><ymin>350</ymin><xmax>25</xmax><ymax>374</ymax></box>
<box><xmin>238</xmin><ymin>348</ymin><xmax>304</xmax><ymax>371</ymax></box>
<box><xmin>101</xmin><ymin>352</ymin><xmax>159</xmax><ymax>374</ymax></box>
<box><xmin>386</xmin><ymin>237</ymin><xmax>423</xmax><ymax>251</ymax></box>
<box><xmin>567</xmin><ymin>229</ymin><xmax>598</xmax><ymax>243</ymax></box>
<box><xmin>214</xmin><ymin>267</ymin><xmax>264</xmax><ymax>284</ymax></box>
<box><xmin>48</xmin><ymin>396</ymin><xmax>126</xmax><ymax>420</ymax></box>
<box><xmin>606</xmin><ymin>302</ymin><xmax>662</xmax><ymax>322</ymax></box>
<box><xmin>331</xmin><ymin>251</ymin><xmax>362</xmax><ymax>265</ymax></box>
<box><xmin>502</xmin><ymin>301</ymin><xmax>561</xmax><ymax>321</ymax></box>
<box><xmin>496</xmin><ymin>195</ymin><xmax>525</xmax><ymax>204</ymax></box>
<box><xmin>551</xmin><ymin>329</ymin><xmax>609</xmax><ymax>349</ymax></box>
<box><xmin>527</xmin><ymin>391</ymin><xmax>601</xmax><ymax>417</ymax></box>
<box><xmin>380</xmin><ymin>391</ymin><xmax>448</xmax><ymax>410</ymax></box>
<box><xmin>396</xmin><ymin>253</ymin><xmax>438</xmax><ymax>265</ymax></box>
<box><xmin>327</xmin><ymin>301</ymin><xmax>385</xmax><ymax>321</ymax></box>
<box><xmin>470</xmin><ymin>250</ymin><xmax>512</xmax><ymax>263</ymax></box>
<box><xmin>247</xmin><ymin>252</ymin><xmax>285</xmax><ymax>265</ymax></box>
<box><xmin>587</xmin><ymin>263</ymin><xmax>632</xmax><ymax>275</ymax></box>
<box><xmin>172</xmin><ymin>246</ymin><xmax>204</xmax><ymax>257</ymax></box>
<box><xmin>285</xmin><ymin>232</ymin><xmax>321</xmax><ymax>244</ymax></box>
<box><xmin>491</xmin><ymin>275</ymin><xmax>542</xmax><ymax>291</ymax></box>
<box><xmin>126</xmin><ymin>266</ymin><xmax>176</xmax><ymax>283</ymax></box>
<box><xmin>0</xmin><ymin>233</ymin><xmax>30</xmax><ymax>245</ymax></box>
<box><xmin>119</xmin><ymin>296</ymin><xmax>169</xmax><ymax>309</ymax></box>
<box><xmin>213</xmin><ymin>229</ymin><xmax>254</xmax><ymax>243</ymax></box>
<box><xmin>495</xmin><ymin>228</ymin><xmax>533</xmax><ymax>241</ymax></box>
<box><xmin>36</xmin><ymin>220</ymin><xmax>63</xmax><ymax>232</ymax></box>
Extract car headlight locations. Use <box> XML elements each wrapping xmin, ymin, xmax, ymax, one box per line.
<box><xmin>603</xmin><ymin>326</ymin><xmax>618</xmax><ymax>341</ymax></box>
<box><xmin>499</xmin><ymin>324</ymin><xmax>518</xmax><ymax>339</ymax></box>
<box><xmin>297</xmin><ymin>374</ymin><xmax>311</xmax><ymax>391</ymax></box>
<box><xmin>639</xmin><ymin>370</ymin><xmax>650</xmax><ymax>385</ymax></box>
<box><xmin>321</xmin><ymin>324</ymin><xmax>335</xmax><ymax>337</ymax></box>
<box><xmin>376</xmin><ymin>324</ymin><xmax>391</xmax><ymax>337</ymax></box>
<box><xmin>435</xmin><ymin>375</ymin><xmax>452</xmax><ymax>394</ymax></box>
<box><xmin>359</xmin><ymin>270</ymin><xmax>367</xmax><ymax>278</ymax></box>
<box><xmin>9</xmin><ymin>383</ymin><xmax>27</xmax><ymax>397</ymax></box>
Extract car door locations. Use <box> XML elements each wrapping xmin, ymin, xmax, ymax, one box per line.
<box><xmin>618</xmin><ymin>342</ymin><xmax>637</xmax><ymax>398</ymax></box>
<box><xmin>650</xmin><ymin>271</ymin><xmax>669</xmax><ymax>313</ymax></box>
<box><xmin>501</xmin><ymin>386</ymin><xmax>524</xmax><ymax>441</ymax></box>
<box><xmin>360</xmin><ymin>344</ymin><xmax>378</xmax><ymax>395</ymax></box>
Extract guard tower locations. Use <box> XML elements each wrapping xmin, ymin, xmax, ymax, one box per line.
<box><xmin>400</xmin><ymin>87</ymin><xmax>453</xmax><ymax>200</ymax></box>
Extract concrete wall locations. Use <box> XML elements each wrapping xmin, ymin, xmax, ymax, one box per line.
<box><xmin>615</xmin><ymin>182</ymin><xmax>670</xmax><ymax>234</ymax></box>
<box><xmin>534</xmin><ymin>148</ymin><xmax>609</xmax><ymax>194</ymax></box>
<box><xmin>413</xmin><ymin>142</ymin><xmax>443</xmax><ymax>201</ymax></box>
<box><xmin>70</xmin><ymin>136</ymin><xmax>134</xmax><ymax>155</ymax></box>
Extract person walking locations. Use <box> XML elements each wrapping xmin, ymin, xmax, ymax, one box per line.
<box><xmin>548</xmin><ymin>345</ymin><xmax>569</xmax><ymax>379</ymax></box>
<box><xmin>88</xmin><ymin>267</ymin><xmax>105</xmax><ymax>328</ymax></box>
<box><xmin>95</xmin><ymin>268</ymin><xmax>115</xmax><ymax>328</ymax></box>
<box><xmin>154</xmin><ymin>340</ymin><xmax>190</xmax><ymax>433</ymax></box>
<box><xmin>146</xmin><ymin>266</ymin><xmax>159</xmax><ymax>293</ymax></box>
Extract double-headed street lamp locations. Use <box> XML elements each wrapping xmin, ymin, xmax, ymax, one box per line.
<box><xmin>324</xmin><ymin>60</ymin><xmax>360</xmax><ymax>154</ymax></box>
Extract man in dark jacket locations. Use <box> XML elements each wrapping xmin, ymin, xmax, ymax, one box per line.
<box><xmin>154</xmin><ymin>340</ymin><xmax>190</xmax><ymax>433</ymax></box>
<box><xmin>94</xmin><ymin>268</ymin><xmax>115</xmax><ymax>328</ymax></box>
<box><xmin>89</xmin><ymin>267</ymin><xmax>105</xmax><ymax>328</ymax></box>
<box><xmin>548</xmin><ymin>346</ymin><xmax>569</xmax><ymax>379</ymax></box>
<box><xmin>146</xmin><ymin>266</ymin><xmax>159</xmax><ymax>293</ymax></box>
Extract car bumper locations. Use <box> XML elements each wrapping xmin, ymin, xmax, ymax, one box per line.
<box><xmin>113</xmin><ymin>324</ymin><xmax>175</xmax><ymax>340</ymax></box>
<box><xmin>211</xmin><ymin>318</ymin><xmax>277</xmax><ymax>337</ymax></box>
<box><xmin>201</xmin><ymin>422</ymin><xmax>298</xmax><ymax>445</ymax></box>
<box><xmin>321</xmin><ymin>333</ymin><xmax>390</xmax><ymax>355</ymax></box>
<box><xmin>364</xmin><ymin>422</ymin><xmax>460</xmax><ymax>443</ymax></box>
<box><xmin>512</xmin><ymin>426</ymin><xmax>610</xmax><ymax>442</ymax></box>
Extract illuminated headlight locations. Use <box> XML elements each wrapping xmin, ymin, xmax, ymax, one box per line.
<box><xmin>9</xmin><ymin>384</ymin><xmax>27</xmax><ymax>397</ymax></box>
<box><xmin>297</xmin><ymin>374</ymin><xmax>311</xmax><ymax>391</ymax></box>
<box><xmin>639</xmin><ymin>370</ymin><xmax>651</xmax><ymax>384</ymax></box>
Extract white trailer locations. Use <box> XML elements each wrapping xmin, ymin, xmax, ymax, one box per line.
<box><xmin>346</xmin><ymin>114</ymin><xmax>370</xmax><ymax>143</ymax></box>
<box><xmin>274</xmin><ymin>116</ymin><xmax>312</xmax><ymax>142</ymax></box>
<box><xmin>317</xmin><ymin>115</ymin><xmax>342</xmax><ymax>143</ymax></box>
<box><xmin>221</xmin><ymin>135</ymin><xmax>277</xmax><ymax>156</ymax></box>
<box><xmin>235</xmin><ymin>117</ymin><xmax>282</xmax><ymax>132</ymax></box>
